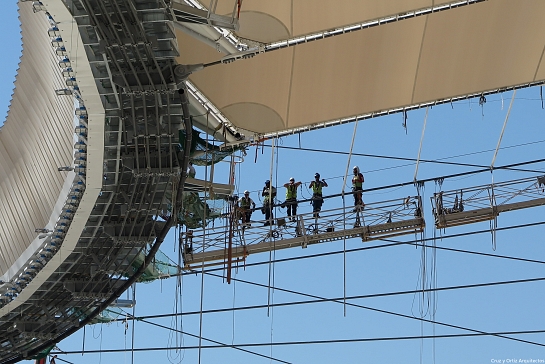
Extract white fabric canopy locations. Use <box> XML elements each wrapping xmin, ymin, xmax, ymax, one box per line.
<box><xmin>177</xmin><ymin>0</ymin><xmax>545</xmax><ymax>134</ymax></box>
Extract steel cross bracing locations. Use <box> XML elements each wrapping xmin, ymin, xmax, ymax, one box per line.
<box><xmin>171</xmin><ymin>0</ymin><xmax>239</xmax><ymax>30</ymax></box>
<box><xmin>431</xmin><ymin>176</ymin><xmax>545</xmax><ymax>229</ymax></box>
<box><xmin>182</xmin><ymin>196</ymin><xmax>425</xmax><ymax>269</ymax></box>
<box><xmin>0</xmin><ymin>1</ymin><xmax>187</xmax><ymax>362</ymax></box>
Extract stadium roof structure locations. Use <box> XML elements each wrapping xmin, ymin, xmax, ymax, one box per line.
<box><xmin>1</xmin><ymin>0</ymin><xmax>545</xmax><ymax>362</ymax></box>
<box><xmin>176</xmin><ymin>0</ymin><xmax>545</xmax><ymax>137</ymax></box>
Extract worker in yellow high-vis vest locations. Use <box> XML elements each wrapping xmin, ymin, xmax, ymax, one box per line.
<box><xmin>283</xmin><ymin>177</ymin><xmax>302</xmax><ymax>222</ymax></box>
<box><xmin>309</xmin><ymin>173</ymin><xmax>328</xmax><ymax>218</ymax></box>
<box><xmin>352</xmin><ymin>166</ymin><xmax>365</xmax><ymax>211</ymax></box>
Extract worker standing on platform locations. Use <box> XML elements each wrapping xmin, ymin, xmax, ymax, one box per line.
<box><xmin>309</xmin><ymin>173</ymin><xmax>328</xmax><ymax>218</ymax></box>
<box><xmin>352</xmin><ymin>166</ymin><xmax>365</xmax><ymax>210</ymax></box>
<box><xmin>283</xmin><ymin>177</ymin><xmax>302</xmax><ymax>222</ymax></box>
<box><xmin>239</xmin><ymin>190</ymin><xmax>256</xmax><ymax>226</ymax></box>
<box><xmin>262</xmin><ymin>180</ymin><xmax>277</xmax><ymax>226</ymax></box>
<box><xmin>187</xmin><ymin>161</ymin><xmax>196</xmax><ymax>178</ymax></box>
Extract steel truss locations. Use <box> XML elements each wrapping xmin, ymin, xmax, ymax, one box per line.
<box><xmin>182</xmin><ymin>195</ymin><xmax>425</xmax><ymax>270</ymax></box>
<box><xmin>0</xmin><ymin>0</ymin><xmax>187</xmax><ymax>362</ymax></box>
<box><xmin>432</xmin><ymin>176</ymin><xmax>545</xmax><ymax>229</ymax></box>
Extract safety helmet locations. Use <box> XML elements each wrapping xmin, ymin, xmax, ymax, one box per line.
<box><xmin>244</xmin><ymin>190</ymin><xmax>250</xmax><ymax>194</ymax></box>
<box><xmin>353</xmin><ymin>166</ymin><xmax>359</xmax><ymax>173</ymax></box>
<box><xmin>289</xmin><ymin>177</ymin><xmax>295</xmax><ymax>182</ymax></box>
<box><xmin>314</xmin><ymin>173</ymin><xmax>320</xmax><ymax>179</ymax></box>
<box><xmin>265</xmin><ymin>180</ymin><xmax>270</xmax><ymax>185</ymax></box>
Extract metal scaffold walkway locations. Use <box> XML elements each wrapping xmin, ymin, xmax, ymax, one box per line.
<box><xmin>431</xmin><ymin>175</ymin><xmax>545</xmax><ymax>229</ymax></box>
<box><xmin>182</xmin><ymin>195</ymin><xmax>425</xmax><ymax>269</ymax></box>
<box><xmin>181</xmin><ymin>175</ymin><xmax>545</xmax><ymax>271</ymax></box>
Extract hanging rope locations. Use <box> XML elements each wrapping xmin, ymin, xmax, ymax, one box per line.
<box><xmin>231</xmin><ymin>275</ymin><xmax>237</xmax><ymax>345</ymax></box>
<box><xmin>130</xmin><ymin>284</ymin><xmax>136</xmax><ymax>364</ymax></box>
<box><xmin>167</xmin><ymin>225</ymin><xmax>184</xmax><ymax>364</ymax></box>
<box><xmin>267</xmin><ymin>137</ymin><xmax>276</xmax><ymax>317</ymax></box>
<box><xmin>341</xmin><ymin>119</ymin><xmax>359</xmax><ymax>316</ymax></box>
<box><xmin>479</xmin><ymin>93</ymin><xmax>486</xmax><ymax>118</ymax></box>
<box><xmin>197</xmin><ymin>107</ymin><xmax>213</xmax><ymax>364</ymax></box>
<box><xmin>81</xmin><ymin>326</ymin><xmax>85</xmax><ymax>357</ymax></box>
<box><xmin>491</xmin><ymin>90</ymin><xmax>516</xmax><ymax>169</ymax></box>
<box><xmin>489</xmin><ymin>90</ymin><xmax>516</xmax><ymax>251</ymax></box>
<box><xmin>342</xmin><ymin>121</ymin><xmax>359</xmax><ymax>194</ymax></box>
<box><xmin>413</xmin><ymin>107</ymin><xmax>429</xmax><ymax>183</ymax></box>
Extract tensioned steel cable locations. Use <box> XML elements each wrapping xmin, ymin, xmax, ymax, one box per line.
<box><xmin>82</xmin><ymin>310</ymin><xmax>293</xmax><ymax>364</ymax></box>
<box><xmin>81</xmin><ymin>230</ymin><xmax>545</xmax><ymax>356</ymax></box>
<box><xmin>49</xmin><ymin>354</ymin><xmax>74</xmax><ymax>364</ymax></box>
<box><xmin>108</xmin><ymin>275</ymin><xmax>545</xmax><ymax>322</ymax></box>
<box><xmin>262</xmin><ymin>143</ymin><xmax>545</xmax><ymax>174</ymax></box>
<box><xmin>95</xmin><ymin>203</ymin><xmax>545</xmax><ymax>354</ymax></box>
<box><xmin>244</xmin><ymin>157</ymin><xmax>545</xmax><ymax>212</ymax></box>
<box><xmin>50</xmin><ymin>329</ymin><xmax>545</xmax><ymax>353</ymax></box>
<box><xmin>202</xmin><ymin>272</ymin><xmax>545</xmax><ymax>348</ymax></box>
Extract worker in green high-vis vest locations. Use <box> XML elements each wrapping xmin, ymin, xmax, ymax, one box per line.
<box><xmin>283</xmin><ymin>177</ymin><xmax>302</xmax><ymax>222</ymax></box>
<box><xmin>262</xmin><ymin>180</ymin><xmax>277</xmax><ymax>226</ymax></box>
<box><xmin>309</xmin><ymin>173</ymin><xmax>328</xmax><ymax>218</ymax></box>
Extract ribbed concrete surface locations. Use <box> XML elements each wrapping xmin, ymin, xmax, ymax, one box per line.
<box><xmin>0</xmin><ymin>4</ymin><xmax>74</xmax><ymax>276</ymax></box>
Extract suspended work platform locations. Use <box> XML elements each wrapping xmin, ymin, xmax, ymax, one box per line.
<box><xmin>182</xmin><ymin>195</ymin><xmax>425</xmax><ymax>269</ymax></box>
<box><xmin>432</xmin><ymin>176</ymin><xmax>545</xmax><ymax>229</ymax></box>
<box><xmin>184</xmin><ymin>177</ymin><xmax>235</xmax><ymax>197</ymax></box>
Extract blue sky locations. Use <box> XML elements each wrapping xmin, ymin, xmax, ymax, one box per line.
<box><xmin>0</xmin><ymin>0</ymin><xmax>21</xmax><ymax>127</ymax></box>
<box><xmin>3</xmin><ymin>1</ymin><xmax>545</xmax><ymax>364</ymax></box>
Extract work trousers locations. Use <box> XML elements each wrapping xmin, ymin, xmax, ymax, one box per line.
<box><xmin>353</xmin><ymin>187</ymin><xmax>363</xmax><ymax>206</ymax></box>
<box><xmin>311</xmin><ymin>194</ymin><xmax>323</xmax><ymax>212</ymax></box>
<box><xmin>285</xmin><ymin>198</ymin><xmax>298</xmax><ymax>217</ymax></box>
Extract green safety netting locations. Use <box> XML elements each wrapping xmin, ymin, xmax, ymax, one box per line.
<box><xmin>70</xmin><ymin>306</ymin><xmax>124</xmax><ymax>325</ymax></box>
<box><xmin>125</xmin><ymin>249</ymin><xmax>179</xmax><ymax>283</ymax></box>
<box><xmin>65</xmin><ymin>250</ymin><xmax>180</xmax><ymax>325</ymax></box>
<box><xmin>176</xmin><ymin>191</ymin><xmax>225</xmax><ymax>229</ymax></box>
<box><xmin>175</xmin><ymin>128</ymin><xmax>238</xmax><ymax>228</ymax></box>
<box><xmin>161</xmin><ymin>191</ymin><xmax>226</xmax><ymax>229</ymax></box>
<box><xmin>90</xmin><ymin>251</ymin><xmax>179</xmax><ymax>324</ymax></box>
<box><xmin>162</xmin><ymin>183</ymin><xmax>230</xmax><ymax>229</ymax></box>
<box><xmin>90</xmin><ymin>307</ymin><xmax>125</xmax><ymax>325</ymax></box>
<box><xmin>179</xmin><ymin>128</ymin><xmax>244</xmax><ymax>166</ymax></box>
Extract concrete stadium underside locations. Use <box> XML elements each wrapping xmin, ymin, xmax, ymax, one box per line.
<box><xmin>1</xmin><ymin>0</ymin><xmax>545</xmax><ymax>362</ymax></box>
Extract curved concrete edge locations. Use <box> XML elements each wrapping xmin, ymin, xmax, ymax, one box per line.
<box><xmin>0</xmin><ymin>0</ymin><xmax>104</xmax><ymax>317</ymax></box>
<box><xmin>0</xmin><ymin>170</ymin><xmax>75</xmax><ymax>283</ymax></box>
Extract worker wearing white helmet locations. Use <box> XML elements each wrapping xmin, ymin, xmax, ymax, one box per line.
<box><xmin>283</xmin><ymin>177</ymin><xmax>302</xmax><ymax>222</ymax></box>
<box><xmin>239</xmin><ymin>190</ymin><xmax>256</xmax><ymax>226</ymax></box>
<box><xmin>352</xmin><ymin>166</ymin><xmax>365</xmax><ymax>210</ymax></box>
